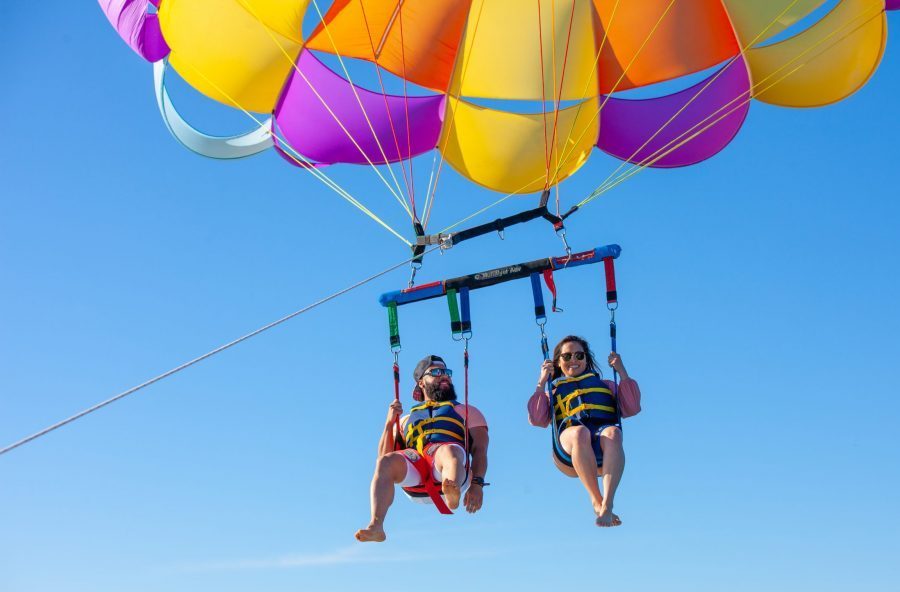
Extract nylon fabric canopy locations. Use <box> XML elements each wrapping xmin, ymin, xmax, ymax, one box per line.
<box><xmin>100</xmin><ymin>0</ymin><xmax>897</xmax><ymax>196</ymax></box>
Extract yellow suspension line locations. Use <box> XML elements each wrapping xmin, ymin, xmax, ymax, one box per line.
<box><xmin>578</xmin><ymin>6</ymin><xmax>885</xmax><ymax>208</ymax></box>
<box><xmin>308</xmin><ymin>0</ymin><xmax>413</xmax><ymax>214</ymax></box>
<box><xmin>584</xmin><ymin>0</ymin><xmax>804</xmax><ymax>196</ymax></box>
<box><xmin>233</xmin><ymin>0</ymin><xmax>413</xmax><ymax>219</ymax></box>
<box><xmin>175</xmin><ymin>56</ymin><xmax>412</xmax><ymax>247</ymax></box>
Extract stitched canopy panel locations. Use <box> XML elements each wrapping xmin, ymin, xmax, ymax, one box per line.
<box><xmin>101</xmin><ymin>0</ymin><xmax>900</xmax><ymax>190</ymax></box>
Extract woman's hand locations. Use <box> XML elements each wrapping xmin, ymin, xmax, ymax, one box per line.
<box><xmin>608</xmin><ymin>352</ymin><xmax>627</xmax><ymax>377</ymax></box>
<box><xmin>537</xmin><ymin>359</ymin><xmax>555</xmax><ymax>389</ymax></box>
<box><xmin>385</xmin><ymin>400</ymin><xmax>403</xmax><ymax>427</ymax></box>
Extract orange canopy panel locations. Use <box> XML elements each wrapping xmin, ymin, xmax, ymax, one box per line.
<box><xmin>593</xmin><ymin>0</ymin><xmax>740</xmax><ymax>93</ymax></box>
<box><xmin>305</xmin><ymin>0</ymin><xmax>471</xmax><ymax>92</ymax></box>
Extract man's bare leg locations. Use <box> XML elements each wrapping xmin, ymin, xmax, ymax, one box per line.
<box><xmin>596</xmin><ymin>426</ymin><xmax>624</xmax><ymax>527</ymax></box>
<box><xmin>434</xmin><ymin>444</ymin><xmax>465</xmax><ymax>510</ymax></box>
<box><xmin>355</xmin><ymin>453</ymin><xmax>408</xmax><ymax>542</ymax></box>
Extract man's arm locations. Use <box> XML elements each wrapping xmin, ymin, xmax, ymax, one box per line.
<box><xmin>377</xmin><ymin>401</ymin><xmax>404</xmax><ymax>457</ymax></box>
<box><xmin>464</xmin><ymin>426</ymin><xmax>489</xmax><ymax>513</ymax></box>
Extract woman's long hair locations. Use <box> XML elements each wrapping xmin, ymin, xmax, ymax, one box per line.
<box><xmin>551</xmin><ymin>335</ymin><xmax>601</xmax><ymax>381</ymax></box>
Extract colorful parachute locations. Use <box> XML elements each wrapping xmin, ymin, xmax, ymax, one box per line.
<box><xmin>99</xmin><ymin>0</ymin><xmax>898</xmax><ymax>232</ymax></box>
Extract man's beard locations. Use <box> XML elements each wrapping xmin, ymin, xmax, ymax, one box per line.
<box><xmin>424</xmin><ymin>379</ymin><xmax>457</xmax><ymax>402</ymax></box>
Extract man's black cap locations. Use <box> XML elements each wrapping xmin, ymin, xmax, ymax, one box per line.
<box><xmin>413</xmin><ymin>355</ymin><xmax>446</xmax><ymax>382</ymax></box>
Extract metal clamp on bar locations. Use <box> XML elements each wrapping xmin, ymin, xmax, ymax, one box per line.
<box><xmin>416</xmin><ymin>233</ymin><xmax>455</xmax><ymax>250</ymax></box>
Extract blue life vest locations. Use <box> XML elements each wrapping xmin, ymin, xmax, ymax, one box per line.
<box><xmin>404</xmin><ymin>400</ymin><xmax>467</xmax><ymax>454</ymax></box>
<box><xmin>551</xmin><ymin>372</ymin><xmax>618</xmax><ymax>432</ymax></box>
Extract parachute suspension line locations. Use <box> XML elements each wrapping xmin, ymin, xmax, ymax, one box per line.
<box><xmin>172</xmin><ymin>56</ymin><xmax>411</xmax><ymax>246</ymax></box>
<box><xmin>398</xmin><ymin>6</ymin><xmax>417</xmax><ymax>218</ymax></box>
<box><xmin>537</xmin><ymin>0</ymin><xmax>551</xmax><ymax>185</ymax></box>
<box><xmin>547</xmin><ymin>0</ymin><xmax>578</xmax><ymax>216</ymax></box>
<box><xmin>550</xmin><ymin>0</ymin><xmax>621</xmax><ymax>187</ymax></box>
<box><xmin>581</xmin><ymin>0</ymin><xmax>806</xmax><ymax>198</ymax></box>
<box><xmin>272</xmin><ymin>130</ymin><xmax>411</xmax><ymax>246</ymax></box>
<box><xmin>233</xmin><ymin>0</ymin><xmax>413</xmax><ymax>217</ymax></box>
<box><xmin>577</xmin><ymin>4</ymin><xmax>885</xmax><ymax>209</ymax></box>
<box><xmin>303</xmin><ymin>0</ymin><xmax>412</xmax><ymax>216</ymax></box>
<box><xmin>357</xmin><ymin>0</ymin><xmax>416</xmax><ymax>211</ymax></box>
<box><xmin>423</xmin><ymin>1</ymin><xmax>617</xmax><ymax>238</ymax></box>
<box><xmin>553</xmin><ymin>0</ymin><xmax>821</xmax><ymax>188</ymax></box>
<box><xmin>549</xmin><ymin>0</ymin><xmax>678</xmax><ymax>186</ymax></box>
<box><xmin>422</xmin><ymin>0</ymin><xmax>488</xmax><ymax>231</ymax></box>
<box><xmin>0</xmin><ymin>245</ymin><xmax>441</xmax><ymax>457</ymax></box>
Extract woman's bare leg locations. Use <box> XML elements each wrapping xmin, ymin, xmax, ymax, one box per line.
<box><xmin>596</xmin><ymin>426</ymin><xmax>624</xmax><ymax>527</ymax></box>
<box><xmin>560</xmin><ymin>426</ymin><xmax>605</xmax><ymax>515</ymax></box>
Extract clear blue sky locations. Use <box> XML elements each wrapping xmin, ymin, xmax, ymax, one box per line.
<box><xmin>2</xmin><ymin>3</ymin><xmax>899</xmax><ymax>592</ymax></box>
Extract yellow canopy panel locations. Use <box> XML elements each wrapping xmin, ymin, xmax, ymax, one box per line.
<box><xmin>158</xmin><ymin>0</ymin><xmax>310</xmax><ymax>113</ymax></box>
<box><xmin>439</xmin><ymin>98</ymin><xmax>599</xmax><ymax>194</ymax></box>
<box><xmin>746</xmin><ymin>0</ymin><xmax>886</xmax><ymax>107</ymax></box>
<box><xmin>449</xmin><ymin>0</ymin><xmax>599</xmax><ymax>101</ymax></box>
<box><xmin>305</xmin><ymin>0</ymin><xmax>471</xmax><ymax>93</ymax></box>
<box><xmin>721</xmin><ymin>0</ymin><xmax>827</xmax><ymax>48</ymax></box>
<box><xmin>593</xmin><ymin>0</ymin><xmax>740</xmax><ymax>93</ymax></box>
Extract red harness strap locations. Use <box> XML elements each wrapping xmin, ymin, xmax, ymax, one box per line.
<box><xmin>542</xmin><ymin>269</ymin><xmax>560</xmax><ymax>312</ymax></box>
<box><xmin>403</xmin><ymin>452</ymin><xmax>453</xmax><ymax>515</ymax></box>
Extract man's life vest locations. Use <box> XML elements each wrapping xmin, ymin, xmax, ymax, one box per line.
<box><xmin>551</xmin><ymin>372</ymin><xmax>619</xmax><ymax>432</ymax></box>
<box><xmin>398</xmin><ymin>400</ymin><xmax>470</xmax><ymax>514</ymax></box>
<box><xmin>403</xmin><ymin>400</ymin><xmax>468</xmax><ymax>454</ymax></box>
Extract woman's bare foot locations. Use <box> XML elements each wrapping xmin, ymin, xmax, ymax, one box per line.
<box><xmin>354</xmin><ymin>522</ymin><xmax>386</xmax><ymax>542</ymax></box>
<box><xmin>442</xmin><ymin>479</ymin><xmax>461</xmax><ymax>510</ymax></box>
<box><xmin>595</xmin><ymin>505</ymin><xmax>621</xmax><ymax>527</ymax></box>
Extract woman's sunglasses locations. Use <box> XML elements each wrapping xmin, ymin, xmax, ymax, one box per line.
<box><xmin>558</xmin><ymin>352</ymin><xmax>586</xmax><ymax>362</ymax></box>
<box><xmin>424</xmin><ymin>368</ymin><xmax>453</xmax><ymax>377</ymax></box>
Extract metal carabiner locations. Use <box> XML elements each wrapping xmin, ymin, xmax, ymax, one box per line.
<box><xmin>408</xmin><ymin>261</ymin><xmax>422</xmax><ymax>289</ymax></box>
<box><xmin>556</xmin><ymin>227</ymin><xmax>573</xmax><ymax>267</ymax></box>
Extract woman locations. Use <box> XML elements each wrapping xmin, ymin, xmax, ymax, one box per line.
<box><xmin>527</xmin><ymin>335</ymin><xmax>641</xmax><ymax>527</ymax></box>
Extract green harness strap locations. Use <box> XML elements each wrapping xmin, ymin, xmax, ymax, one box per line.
<box><xmin>446</xmin><ymin>288</ymin><xmax>462</xmax><ymax>337</ymax></box>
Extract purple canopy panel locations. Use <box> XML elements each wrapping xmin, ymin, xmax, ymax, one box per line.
<box><xmin>886</xmin><ymin>0</ymin><xmax>900</xmax><ymax>10</ymax></box>
<box><xmin>98</xmin><ymin>0</ymin><xmax>169</xmax><ymax>62</ymax></box>
<box><xmin>274</xmin><ymin>51</ymin><xmax>444</xmax><ymax>165</ymax></box>
<box><xmin>597</xmin><ymin>57</ymin><xmax>751</xmax><ymax>168</ymax></box>
<box><xmin>272</xmin><ymin>135</ymin><xmax>329</xmax><ymax>169</ymax></box>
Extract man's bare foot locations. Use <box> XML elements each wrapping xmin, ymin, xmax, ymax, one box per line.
<box><xmin>442</xmin><ymin>479</ymin><xmax>461</xmax><ymax>510</ymax></box>
<box><xmin>354</xmin><ymin>523</ymin><xmax>386</xmax><ymax>542</ymax></box>
<box><xmin>595</xmin><ymin>505</ymin><xmax>621</xmax><ymax>527</ymax></box>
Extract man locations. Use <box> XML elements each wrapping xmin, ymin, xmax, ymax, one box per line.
<box><xmin>355</xmin><ymin>355</ymin><xmax>489</xmax><ymax>543</ymax></box>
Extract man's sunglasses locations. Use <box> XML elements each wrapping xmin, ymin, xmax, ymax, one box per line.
<box><xmin>558</xmin><ymin>352</ymin><xmax>586</xmax><ymax>362</ymax></box>
<box><xmin>424</xmin><ymin>368</ymin><xmax>453</xmax><ymax>377</ymax></box>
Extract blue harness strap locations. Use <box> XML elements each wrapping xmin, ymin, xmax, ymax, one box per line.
<box><xmin>459</xmin><ymin>287</ymin><xmax>472</xmax><ymax>336</ymax></box>
<box><xmin>530</xmin><ymin>272</ymin><xmax>546</xmax><ymax>322</ymax></box>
